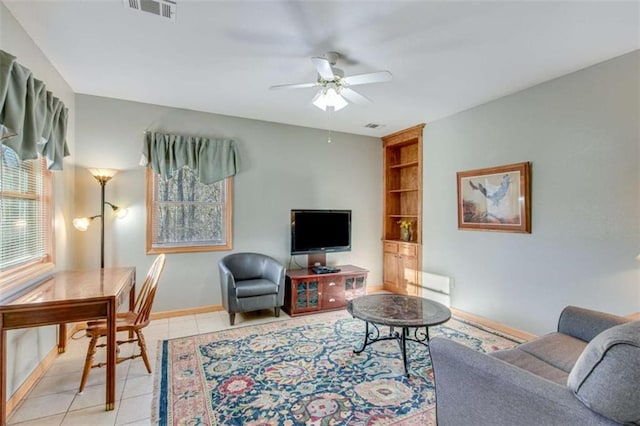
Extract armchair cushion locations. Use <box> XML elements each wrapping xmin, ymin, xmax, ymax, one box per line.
<box><xmin>567</xmin><ymin>320</ymin><xmax>640</xmax><ymax>424</ymax></box>
<box><xmin>235</xmin><ymin>279</ymin><xmax>279</xmax><ymax>298</ymax></box>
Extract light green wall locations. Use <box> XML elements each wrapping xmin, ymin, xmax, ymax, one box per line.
<box><xmin>74</xmin><ymin>95</ymin><xmax>383</xmax><ymax>312</ymax></box>
<box><xmin>3</xmin><ymin>0</ymin><xmax>639</xmax><ymax>397</ymax></box>
<box><xmin>424</xmin><ymin>50</ymin><xmax>640</xmax><ymax>335</ymax></box>
<box><xmin>1</xmin><ymin>2</ymin><xmax>76</xmax><ymax>397</ymax></box>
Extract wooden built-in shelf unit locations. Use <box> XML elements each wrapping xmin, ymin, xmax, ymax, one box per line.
<box><xmin>382</xmin><ymin>123</ymin><xmax>425</xmax><ymax>296</ymax></box>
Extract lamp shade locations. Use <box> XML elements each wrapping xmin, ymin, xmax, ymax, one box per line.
<box><xmin>88</xmin><ymin>168</ymin><xmax>118</xmax><ymax>183</ymax></box>
<box><xmin>72</xmin><ymin>217</ymin><xmax>93</xmax><ymax>231</ymax></box>
<box><xmin>114</xmin><ymin>207</ymin><xmax>128</xmax><ymax>219</ymax></box>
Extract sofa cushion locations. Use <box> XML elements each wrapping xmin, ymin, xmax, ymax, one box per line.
<box><xmin>235</xmin><ymin>279</ymin><xmax>278</xmax><ymax>298</ymax></box>
<box><xmin>491</xmin><ymin>348</ymin><xmax>569</xmax><ymax>385</ymax></box>
<box><xmin>518</xmin><ymin>332</ymin><xmax>587</xmax><ymax>373</ymax></box>
<box><xmin>567</xmin><ymin>320</ymin><xmax>640</xmax><ymax>424</ymax></box>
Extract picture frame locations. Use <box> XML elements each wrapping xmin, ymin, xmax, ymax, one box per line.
<box><xmin>457</xmin><ymin>162</ymin><xmax>531</xmax><ymax>233</ymax></box>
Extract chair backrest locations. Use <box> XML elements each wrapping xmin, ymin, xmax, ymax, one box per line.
<box><xmin>133</xmin><ymin>254</ymin><xmax>166</xmax><ymax>326</ymax></box>
<box><xmin>220</xmin><ymin>252</ymin><xmax>271</xmax><ymax>281</ymax></box>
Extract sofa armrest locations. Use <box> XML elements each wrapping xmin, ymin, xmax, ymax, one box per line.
<box><xmin>429</xmin><ymin>337</ymin><xmax>617</xmax><ymax>426</ymax></box>
<box><xmin>557</xmin><ymin>306</ymin><xmax>629</xmax><ymax>342</ymax></box>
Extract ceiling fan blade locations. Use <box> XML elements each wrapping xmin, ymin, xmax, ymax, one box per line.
<box><xmin>341</xmin><ymin>88</ymin><xmax>371</xmax><ymax>105</ymax></box>
<box><xmin>269</xmin><ymin>82</ymin><xmax>319</xmax><ymax>90</ymax></box>
<box><xmin>343</xmin><ymin>71</ymin><xmax>392</xmax><ymax>86</ymax></box>
<box><xmin>311</xmin><ymin>57</ymin><xmax>335</xmax><ymax>80</ymax></box>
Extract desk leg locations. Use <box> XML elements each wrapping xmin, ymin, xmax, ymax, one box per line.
<box><xmin>58</xmin><ymin>324</ymin><xmax>67</xmax><ymax>353</ymax></box>
<box><xmin>1</xmin><ymin>327</ymin><xmax>6</xmax><ymax>426</ymax></box>
<box><xmin>106</xmin><ymin>300</ymin><xmax>116</xmax><ymax>411</ymax></box>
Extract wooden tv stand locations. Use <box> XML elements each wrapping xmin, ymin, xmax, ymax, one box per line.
<box><xmin>284</xmin><ymin>265</ymin><xmax>368</xmax><ymax>316</ymax></box>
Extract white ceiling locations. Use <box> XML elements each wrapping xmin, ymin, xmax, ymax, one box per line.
<box><xmin>4</xmin><ymin>0</ymin><xmax>639</xmax><ymax>137</ymax></box>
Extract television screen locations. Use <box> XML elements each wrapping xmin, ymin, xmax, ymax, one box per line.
<box><xmin>291</xmin><ymin>210</ymin><xmax>351</xmax><ymax>254</ymax></box>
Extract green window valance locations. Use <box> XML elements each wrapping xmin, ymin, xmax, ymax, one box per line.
<box><xmin>0</xmin><ymin>50</ymin><xmax>70</xmax><ymax>170</ymax></box>
<box><xmin>140</xmin><ymin>132</ymin><xmax>239</xmax><ymax>184</ymax></box>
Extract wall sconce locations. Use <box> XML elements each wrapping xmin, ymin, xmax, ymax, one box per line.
<box><xmin>73</xmin><ymin>168</ymin><xmax>128</xmax><ymax>268</ymax></box>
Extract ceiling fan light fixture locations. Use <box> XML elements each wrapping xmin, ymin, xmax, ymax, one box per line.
<box><xmin>312</xmin><ymin>87</ymin><xmax>348</xmax><ymax>112</ymax></box>
<box><xmin>272</xmin><ymin>52</ymin><xmax>392</xmax><ymax>111</ymax></box>
<box><xmin>312</xmin><ymin>90</ymin><xmax>328</xmax><ymax>111</ymax></box>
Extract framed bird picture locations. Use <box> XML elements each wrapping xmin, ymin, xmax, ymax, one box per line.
<box><xmin>457</xmin><ymin>162</ymin><xmax>531</xmax><ymax>233</ymax></box>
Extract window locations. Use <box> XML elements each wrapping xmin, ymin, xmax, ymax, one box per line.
<box><xmin>146</xmin><ymin>167</ymin><xmax>232</xmax><ymax>253</ymax></box>
<box><xmin>0</xmin><ymin>145</ymin><xmax>53</xmax><ymax>294</ymax></box>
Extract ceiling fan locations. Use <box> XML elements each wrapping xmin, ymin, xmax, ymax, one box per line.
<box><xmin>270</xmin><ymin>51</ymin><xmax>392</xmax><ymax>111</ymax></box>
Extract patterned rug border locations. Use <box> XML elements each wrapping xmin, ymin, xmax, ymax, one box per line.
<box><xmin>452</xmin><ymin>316</ymin><xmax>525</xmax><ymax>344</ymax></box>
<box><xmin>152</xmin><ymin>310</ymin><xmax>522</xmax><ymax>424</ymax></box>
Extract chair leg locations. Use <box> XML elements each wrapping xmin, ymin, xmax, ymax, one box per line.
<box><xmin>136</xmin><ymin>330</ymin><xmax>152</xmax><ymax>374</ymax></box>
<box><xmin>229</xmin><ymin>312</ymin><xmax>235</xmax><ymax>326</ymax></box>
<box><xmin>79</xmin><ymin>335</ymin><xmax>99</xmax><ymax>393</ymax></box>
<box><xmin>274</xmin><ymin>306</ymin><xmax>280</xmax><ymax>318</ymax></box>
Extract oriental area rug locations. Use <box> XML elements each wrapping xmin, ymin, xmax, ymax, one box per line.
<box><xmin>152</xmin><ymin>310</ymin><xmax>521</xmax><ymax>425</ymax></box>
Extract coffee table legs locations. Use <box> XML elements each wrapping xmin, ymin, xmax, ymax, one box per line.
<box><xmin>400</xmin><ymin>327</ymin><xmax>408</xmax><ymax>376</ymax></box>
<box><xmin>353</xmin><ymin>321</ymin><xmax>430</xmax><ymax>377</ymax></box>
<box><xmin>353</xmin><ymin>321</ymin><xmax>381</xmax><ymax>354</ymax></box>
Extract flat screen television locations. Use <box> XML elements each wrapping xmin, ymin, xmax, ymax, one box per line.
<box><xmin>291</xmin><ymin>209</ymin><xmax>351</xmax><ymax>255</ymax></box>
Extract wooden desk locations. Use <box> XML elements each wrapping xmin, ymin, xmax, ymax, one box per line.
<box><xmin>0</xmin><ymin>267</ymin><xmax>136</xmax><ymax>425</ymax></box>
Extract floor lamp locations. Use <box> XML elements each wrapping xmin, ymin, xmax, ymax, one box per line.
<box><xmin>73</xmin><ymin>168</ymin><xmax>127</xmax><ymax>268</ymax></box>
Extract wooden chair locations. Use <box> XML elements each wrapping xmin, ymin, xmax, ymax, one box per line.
<box><xmin>78</xmin><ymin>254</ymin><xmax>166</xmax><ymax>393</ymax></box>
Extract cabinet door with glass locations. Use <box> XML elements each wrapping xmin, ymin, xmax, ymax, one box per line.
<box><xmin>345</xmin><ymin>274</ymin><xmax>367</xmax><ymax>300</ymax></box>
<box><xmin>293</xmin><ymin>279</ymin><xmax>320</xmax><ymax>312</ymax></box>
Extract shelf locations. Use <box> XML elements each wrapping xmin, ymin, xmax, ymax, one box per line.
<box><xmin>389</xmin><ymin>188</ymin><xmax>419</xmax><ymax>193</ymax></box>
<box><xmin>388</xmin><ymin>214</ymin><xmax>419</xmax><ymax>218</ymax></box>
<box><xmin>389</xmin><ymin>161</ymin><xmax>419</xmax><ymax>169</ymax></box>
<box><xmin>385</xmin><ymin>239</ymin><xmax>419</xmax><ymax>244</ymax></box>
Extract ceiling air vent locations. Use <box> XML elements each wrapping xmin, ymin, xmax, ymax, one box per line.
<box><xmin>364</xmin><ymin>123</ymin><xmax>385</xmax><ymax>129</ymax></box>
<box><xmin>124</xmin><ymin>0</ymin><xmax>176</xmax><ymax>21</ymax></box>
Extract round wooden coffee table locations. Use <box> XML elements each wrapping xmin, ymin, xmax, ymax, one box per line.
<box><xmin>347</xmin><ymin>293</ymin><xmax>451</xmax><ymax>376</ymax></box>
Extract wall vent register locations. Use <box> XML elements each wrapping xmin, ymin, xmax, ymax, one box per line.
<box><xmin>124</xmin><ymin>0</ymin><xmax>176</xmax><ymax>20</ymax></box>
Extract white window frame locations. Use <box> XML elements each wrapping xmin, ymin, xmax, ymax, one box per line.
<box><xmin>0</xmin><ymin>151</ymin><xmax>54</xmax><ymax>299</ymax></box>
<box><xmin>146</xmin><ymin>167</ymin><xmax>233</xmax><ymax>254</ymax></box>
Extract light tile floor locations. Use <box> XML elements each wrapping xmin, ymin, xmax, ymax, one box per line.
<box><xmin>8</xmin><ymin>309</ymin><xmax>291</xmax><ymax>425</ymax></box>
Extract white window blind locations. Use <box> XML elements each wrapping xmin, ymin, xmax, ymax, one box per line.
<box><xmin>0</xmin><ymin>145</ymin><xmax>50</xmax><ymax>272</ymax></box>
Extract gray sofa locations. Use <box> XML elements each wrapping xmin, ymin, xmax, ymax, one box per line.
<box><xmin>218</xmin><ymin>252</ymin><xmax>286</xmax><ymax>325</ymax></box>
<box><xmin>430</xmin><ymin>306</ymin><xmax>640</xmax><ymax>425</ymax></box>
